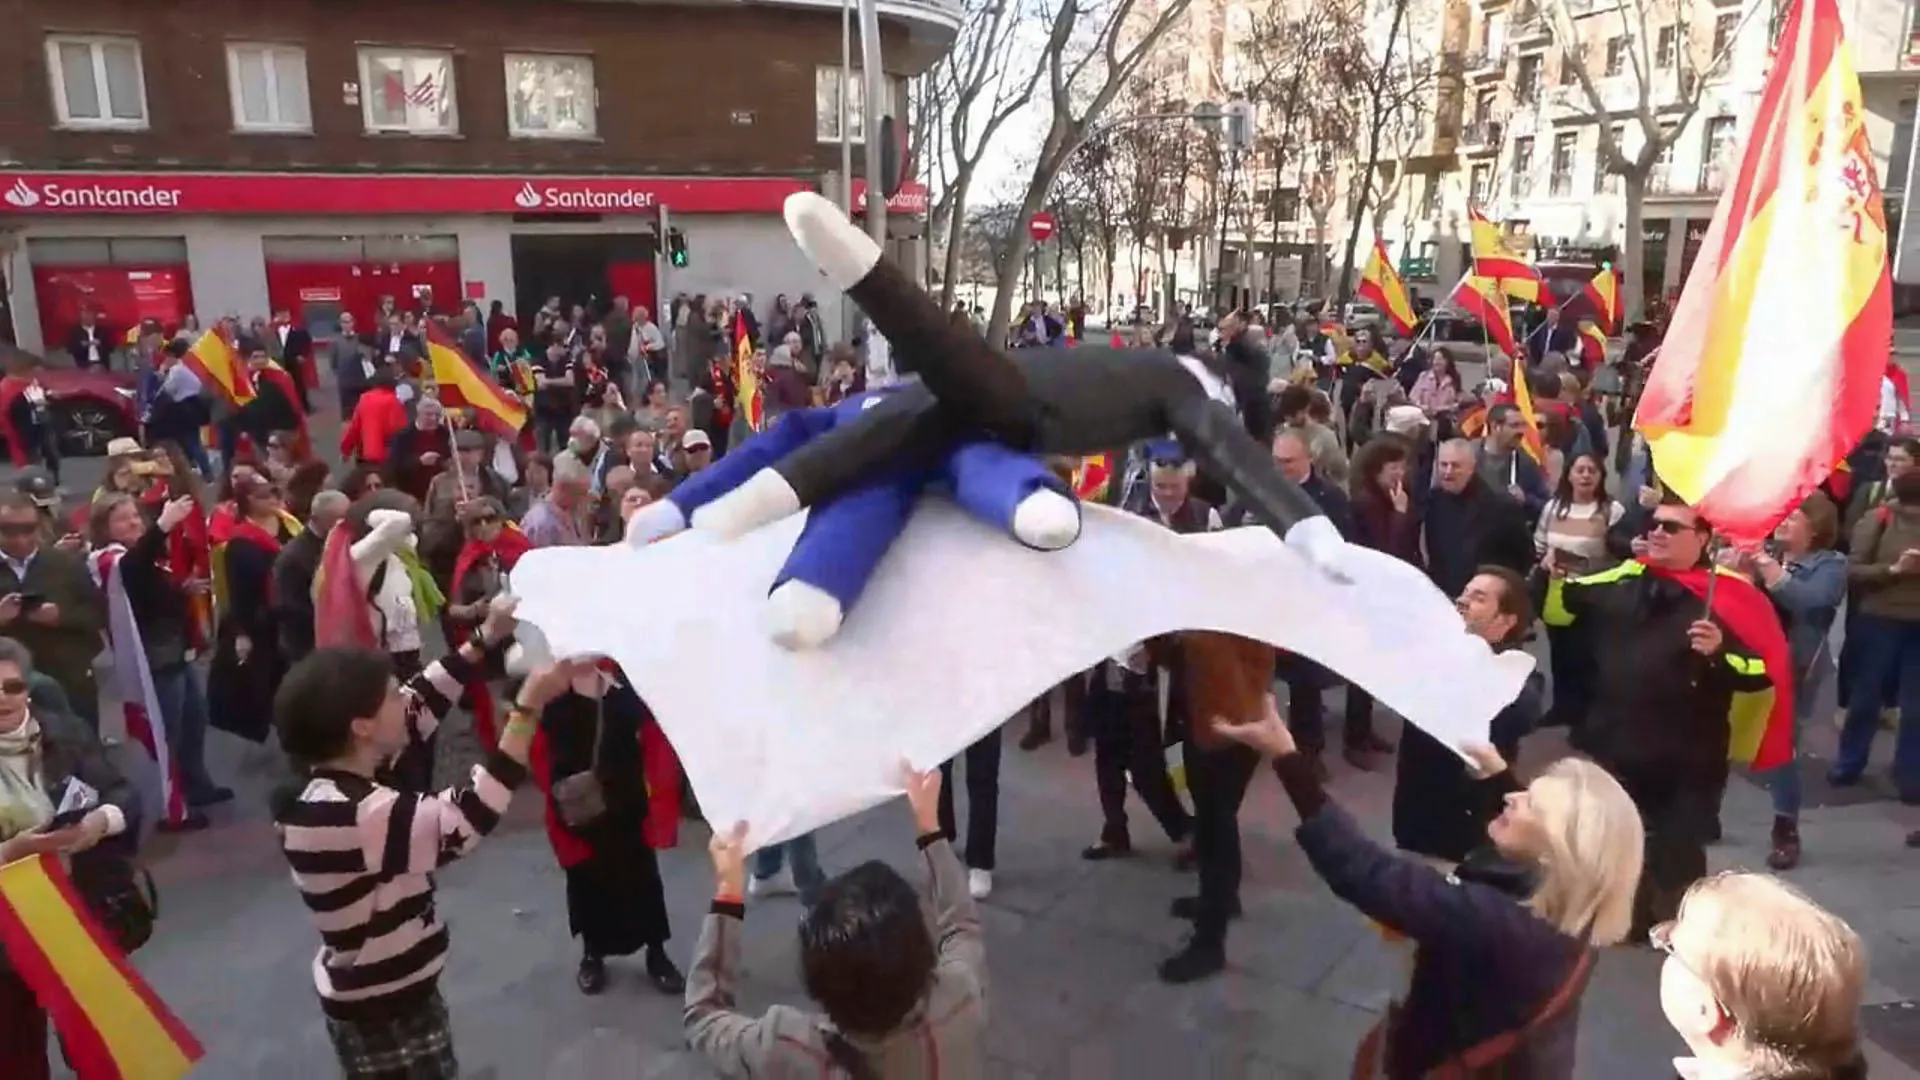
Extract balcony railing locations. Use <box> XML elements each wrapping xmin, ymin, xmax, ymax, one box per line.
<box><xmin>1462</xmin><ymin>120</ymin><xmax>1505</xmax><ymax>148</ymax></box>
<box><xmin>1466</xmin><ymin>48</ymin><xmax>1509</xmax><ymax>76</ymax></box>
<box><xmin>1512</xmin><ymin>8</ymin><xmax>1552</xmax><ymax>40</ymax></box>
<box><xmin>1645</xmin><ymin>163</ymin><xmax>1727</xmax><ymax>196</ymax></box>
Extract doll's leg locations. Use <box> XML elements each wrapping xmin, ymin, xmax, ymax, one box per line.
<box><xmin>782</xmin><ymin>193</ymin><xmax>1033</xmax><ymax>440</ymax></box>
<box><xmin>765</xmin><ymin>478</ymin><xmax>921</xmax><ymax>650</ymax></box>
<box><xmin>693</xmin><ymin>386</ymin><xmax>954</xmax><ymax>539</ymax></box>
<box><xmin>942</xmin><ymin>441</ymin><xmax>1082</xmax><ymax>551</ymax></box>
<box><xmin>628</xmin><ymin>409</ymin><xmax>827</xmax><ymax>547</ymax></box>
<box><xmin>1167</xmin><ymin>393</ymin><xmax>1349</xmax><ymax>580</ymax></box>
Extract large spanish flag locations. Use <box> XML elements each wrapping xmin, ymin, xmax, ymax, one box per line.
<box><xmin>0</xmin><ymin>854</ymin><xmax>203</xmax><ymax>1079</ymax></box>
<box><xmin>1467</xmin><ymin>207</ymin><xmax>1542</xmax><ymax>303</ymax></box>
<box><xmin>1449</xmin><ymin>274</ymin><xmax>1521</xmax><ymax>360</ymax></box>
<box><xmin>1509</xmin><ymin>368</ymin><xmax>1549</xmax><ymax>464</ymax></box>
<box><xmin>1633</xmin><ymin>0</ymin><xmax>1892</xmax><ymax>544</ymax></box>
<box><xmin>183</xmin><ymin>330</ymin><xmax>254</xmax><ymax>408</ymax></box>
<box><xmin>423</xmin><ymin>322</ymin><xmax>529</xmax><ymax>439</ymax></box>
<box><xmin>1582</xmin><ymin>266</ymin><xmax>1624</xmax><ymax>334</ymax></box>
<box><xmin>1355</xmin><ymin>240</ymin><xmax>1418</xmax><ymax>335</ymax></box>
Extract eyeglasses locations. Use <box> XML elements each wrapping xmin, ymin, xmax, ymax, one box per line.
<box><xmin>1647</xmin><ymin>519</ymin><xmax>1698</xmax><ymax>536</ymax></box>
<box><xmin>1649</xmin><ymin>920</ymin><xmax>1710</xmax><ymax>986</ymax></box>
<box><xmin>0</xmin><ymin>678</ymin><xmax>29</xmax><ymax>697</ymax></box>
<box><xmin>0</xmin><ymin>523</ymin><xmax>39</xmax><ymax>538</ymax></box>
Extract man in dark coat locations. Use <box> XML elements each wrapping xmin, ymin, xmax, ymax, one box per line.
<box><xmin>271</xmin><ymin>490</ymin><xmax>346</xmax><ymax>666</ymax></box>
<box><xmin>1424</xmin><ymin>438</ymin><xmax>1535</xmax><ymax>598</ymax></box>
<box><xmin>0</xmin><ymin>491</ymin><xmax>103</xmax><ymax>730</ymax></box>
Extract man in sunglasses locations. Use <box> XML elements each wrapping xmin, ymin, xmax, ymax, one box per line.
<box><xmin>1539</xmin><ymin>494</ymin><xmax>1776</xmax><ymax>935</ymax></box>
<box><xmin>0</xmin><ymin>491</ymin><xmax>103</xmax><ymax>734</ymax></box>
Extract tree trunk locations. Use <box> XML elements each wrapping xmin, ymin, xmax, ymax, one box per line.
<box><xmin>938</xmin><ymin>171</ymin><xmax>978</xmax><ymax>310</ymax></box>
<box><xmin>1620</xmin><ymin>171</ymin><xmax>1648</xmax><ymax>321</ymax></box>
<box><xmin>1336</xmin><ymin>0</ymin><xmax>1408</xmax><ymax>305</ymax></box>
<box><xmin>986</xmin><ymin>145</ymin><xmax>1070</xmax><ymax>347</ymax></box>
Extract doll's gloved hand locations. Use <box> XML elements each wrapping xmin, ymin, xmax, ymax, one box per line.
<box><xmin>1284</xmin><ymin>515</ymin><xmax>1352</xmax><ymax>585</ymax></box>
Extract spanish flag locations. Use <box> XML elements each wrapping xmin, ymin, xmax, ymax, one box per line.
<box><xmin>183</xmin><ymin>330</ymin><xmax>254</xmax><ymax>408</ymax></box>
<box><xmin>1467</xmin><ymin>207</ymin><xmax>1542</xmax><ymax>303</ymax></box>
<box><xmin>1509</xmin><ymin>367</ymin><xmax>1549</xmax><ymax>465</ymax></box>
<box><xmin>423</xmin><ymin>322</ymin><xmax>529</xmax><ymax>439</ymax></box>
<box><xmin>1449</xmin><ymin>274</ymin><xmax>1521</xmax><ymax>360</ymax></box>
<box><xmin>0</xmin><ymin>854</ymin><xmax>203</xmax><ymax>1079</ymax></box>
<box><xmin>1577</xmin><ymin>319</ymin><xmax>1609</xmax><ymax>367</ymax></box>
<box><xmin>1355</xmin><ymin>240</ymin><xmax>1418</xmax><ymax>335</ymax></box>
<box><xmin>1581</xmin><ymin>266</ymin><xmax>1624</xmax><ymax>334</ymax></box>
<box><xmin>734</xmin><ymin>311</ymin><xmax>762</xmax><ymax>432</ymax></box>
<box><xmin>1073</xmin><ymin>453</ymin><xmax>1114</xmax><ymax>501</ymax></box>
<box><xmin>1633</xmin><ymin>0</ymin><xmax>1892</xmax><ymax>545</ymax></box>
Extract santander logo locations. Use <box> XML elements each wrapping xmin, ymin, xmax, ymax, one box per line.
<box><xmin>513</xmin><ymin>183</ymin><xmax>543</xmax><ymax>209</ymax></box>
<box><xmin>0</xmin><ymin>177</ymin><xmax>180</xmax><ymax>211</ymax></box>
<box><xmin>511</xmin><ymin>181</ymin><xmax>658</xmax><ymax>212</ymax></box>
<box><xmin>4</xmin><ymin>180</ymin><xmax>39</xmax><ymax>209</ymax></box>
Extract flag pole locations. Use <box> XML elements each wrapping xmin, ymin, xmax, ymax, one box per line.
<box><xmin>442</xmin><ymin>410</ymin><xmax>472</xmax><ymax>505</ymax></box>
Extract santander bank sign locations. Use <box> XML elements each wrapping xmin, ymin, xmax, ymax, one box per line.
<box><xmin>0</xmin><ymin>171</ymin><xmax>813</xmax><ymax>216</ymax></box>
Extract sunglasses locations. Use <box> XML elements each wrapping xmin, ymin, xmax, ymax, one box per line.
<box><xmin>1647</xmin><ymin>519</ymin><xmax>1700</xmax><ymax>536</ymax></box>
<box><xmin>0</xmin><ymin>523</ymin><xmax>39</xmax><ymax>538</ymax></box>
<box><xmin>0</xmin><ymin>678</ymin><xmax>29</xmax><ymax>696</ymax></box>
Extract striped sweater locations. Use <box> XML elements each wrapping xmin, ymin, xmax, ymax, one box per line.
<box><xmin>273</xmin><ymin>648</ymin><xmax>528</xmax><ymax>1020</ymax></box>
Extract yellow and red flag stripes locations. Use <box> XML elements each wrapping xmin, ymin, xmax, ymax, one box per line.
<box><xmin>1633</xmin><ymin>0</ymin><xmax>1893</xmax><ymax>544</ymax></box>
<box><xmin>1449</xmin><ymin>275</ymin><xmax>1521</xmax><ymax>360</ymax></box>
<box><xmin>733</xmin><ymin>311</ymin><xmax>763</xmax><ymax>433</ymax></box>
<box><xmin>1508</xmin><ymin>366</ymin><xmax>1549</xmax><ymax>465</ymax></box>
<box><xmin>183</xmin><ymin>330</ymin><xmax>254</xmax><ymax>408</ymax></box>
<box><xmin>1466</xmin><ymin>207</ymin><xmax>1542</xmax><ymax>303</ymax></box>
<box><xmin>0</xmin><ymin>854</ymin><xmax>203</xmax><ymax>1079</ymax></box>
<box><xmin>1073</xmin><ymin>453</ymin><xmax>1114</xmax><ymax>501</ymax></box>
<box><xmin>1581</xmin><ymin>266</ymin><xmax>1624</xmax><ymax>335</ymax></box>
<box><xmin>1355</xmin><ymin>241</ymin><xmax>1418</xmax><ymax>335</ymax></box>
<box><xmin>1577</xmin><ymin>319</ymin><xmax>1609</xmax><ymax>366</ymax></box>
<box><xmin>422</xmin><ymin>322</ymin><xmax>529</xmax><ymax>439</ymax></box>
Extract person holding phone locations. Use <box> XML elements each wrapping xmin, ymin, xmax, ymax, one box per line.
<box><xmin>0</xmin><ymin>491</ymin><xmax>103</xmax><ymax>736</ymax></box>
<box><xmin>1535</xmin><ymin>452</ymin><xmax>1626</xmax><ymax>734</ymax></box>
<box><xmin>0</xmin><ymin>635</ymin><xmax>141</xmax><ymax>1080</ymax></box>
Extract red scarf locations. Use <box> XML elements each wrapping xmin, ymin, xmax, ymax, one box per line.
<box><xmin>1638</xmin><ymin>560</ymin><xmax>1795</xmax><ymax>771</ymax></box>
<box><xmin>450</xmin><ymin>524</ymin><xmax>534</xmax><ymax>749</ymax></box>
<box><xmin>208</xmin><ymin>503</ymin><xmax>289</xmax><ymax>555</ymax></box>
<box><xmin>313</xmin><ymin>527</ymin><xmax>380</xmax><ymax>650</ymax></box>
<box><xmin>141</xmin><ymin>480</ymin><xmax>213</xmax><ymax>649</ymax></box>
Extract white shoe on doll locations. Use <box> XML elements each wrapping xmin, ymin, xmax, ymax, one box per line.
<box><xmin>766</xmin><ymin>579</ymin><xmax>846</xmax><ymax>651</ymax></box>
<box><xmin>1010</xmin><ymin>489</ymin><xmax>1082</xmax><ymax>551</ymax></box>
<box><xmin>1284</xmin><ymin>515</ymin><xmax>1352</xmax><ymax>584</ymax></box>
<box><xmin>625</xmin><ymin>499</ymin><xmax>688</xmax><ymax>548</ymax></box>
<box><xmin>784</xmin><ymin>192</ymin><xmax>882</xmax><ymax>293</ymax></box>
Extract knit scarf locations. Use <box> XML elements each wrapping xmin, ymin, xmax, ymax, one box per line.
<box><xmin>396</xmin><ymin>546</ymin><xmax>446</xmax><ymax>622</ymax></box>
<box><xmin>0</xmin><ymin>716</ymin><xmax>53</xmax><ymax>843</ymax></box>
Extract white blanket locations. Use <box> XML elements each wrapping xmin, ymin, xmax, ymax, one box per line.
<box><xmin>510</xmin><ymin>502</ymin><xmax>1535</xmax><ymax>850</ymax></box>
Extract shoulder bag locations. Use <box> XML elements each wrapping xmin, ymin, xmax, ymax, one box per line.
<box><xmin>70</xmin><ymin>854</ymin><xmax>159</xmax><ymax>953</ymax></box>
<box><xmin>1350</xmin><ymin>946</ymin><xmax>1595</xmax><ymax>1079</ymax></box>
<box><xmin>551</xmin><ymin>695</ymin><xmax>608</xmax><ymax>829</ymax></box>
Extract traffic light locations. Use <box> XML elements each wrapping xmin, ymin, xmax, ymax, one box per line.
<box><xmin>667</xmin><ymin>228</ymin><xmax>689</xmax><ymax>268</ymax></box>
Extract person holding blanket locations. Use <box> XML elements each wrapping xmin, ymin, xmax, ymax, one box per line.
<box><xmin>1217</xmin><ymin>693</ymin><xmax>1644</xmax><ymax>1077</ymax></box>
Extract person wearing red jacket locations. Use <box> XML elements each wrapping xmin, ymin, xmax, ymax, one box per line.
<box><xmin>339</xmin><ymin>370</ymin><xmax>408</xmax><ymax>466</ymax></box>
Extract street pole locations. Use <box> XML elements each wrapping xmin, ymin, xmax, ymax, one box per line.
<box><xmin>840</xmin><ymin>0</ymin><xmax>854</xmax><ymax>216</ymax></box>
<box><xmin>858</xmin><ymin>0</ymin><xmax>888</xmax><ymax>246</ymax></box>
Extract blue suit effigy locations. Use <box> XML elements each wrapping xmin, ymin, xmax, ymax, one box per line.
<box><xmin>663</xmin><ymin>387</ymin><xmax>1076</xmax><ymax>619</ymax></box>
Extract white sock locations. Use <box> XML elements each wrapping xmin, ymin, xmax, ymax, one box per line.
<box><xmin>765</xmin><ymin>580</ymin><xmax>846</xmax><ymax>651</ymax></box>
<box><xmin>784</xmin><ymin>192</ymin><xmax>882</xmax><ymax>293</ymax></box>
<box><xmin>625</xmin><ymin>499</ymin><xmax>688</xmax><ymax>548</ymax></box>
<box><xmin>1010</xmin><ymin>489</ymin><xmax>1082</xmax><ymax>551</ymax></box>
<box><xmin>1285</xmin><ymin>515</ymin><xmax>1351</xmax><ymax>583</ymax></box>
<box><xmin>691</xmin><ymin>470</ymin><xmax>802</xmax><ymax>539</ymax></box>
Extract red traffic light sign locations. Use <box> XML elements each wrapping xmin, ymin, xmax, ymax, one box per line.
<box><xmin>1028</xmin><ymin>211</ymin><xmax>1056</xmax><ymax>242</ymax></box>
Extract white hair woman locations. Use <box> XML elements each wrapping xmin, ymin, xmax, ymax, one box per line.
<box><xmin>1658</xmin><ymin>872</ymin><xmax>1866</xmax><ymax>1079</ymax></box>
<box><xmin>1219</xmin><ymin>693</ymin><xmax>1644</xmax><ymax>1077</ymax></box>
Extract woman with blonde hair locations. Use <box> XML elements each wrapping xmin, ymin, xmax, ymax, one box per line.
<box><xmin>1219</xmin><ymin>696</ymin><xmax>1643</xmax><ymax>1077</ymax></box>
<box><xmin>1658</xmin><ymin>872</ymin><xmax>1866</xmax><ymax>1080</ymax></box>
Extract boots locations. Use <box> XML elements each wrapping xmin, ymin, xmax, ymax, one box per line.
<box><xmin>1766</xmin><ymin>816</ymin><xmax>1801</xmax><ymax>871</ymax></box>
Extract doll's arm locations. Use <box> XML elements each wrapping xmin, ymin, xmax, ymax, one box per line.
<box><xmin>350</xmin><ymin>509</ymin><xmax>414</xmax><ymax>578</ymax></box>
<box><xmin>624</xmin><ymin>409</ymin><xmax>829</xmax><ymax>548</ymax></box>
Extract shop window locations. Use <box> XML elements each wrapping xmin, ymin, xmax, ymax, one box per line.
<box><xmin>505</xmin><ymin>53</ymin><xmax>596</xmax><ymax>138</ymax></box>
<box><xmin>45</xmin><ymin>34</ymin><xmax>147</xmax><ymax>129</ymax></box>
<box><xmin>228</xmin><ymin>44</ymin><xmax>312</xmax><ymax>133</ymax></box>
<box><xmin>358</xmin><ymin>47</ymin><xmax>458</xmax><ymax>135</ymax></box>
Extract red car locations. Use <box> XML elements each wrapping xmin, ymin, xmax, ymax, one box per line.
<box><xmin>0</xmin><ymin>347</ymin><xmax>140</xmax><ymax>457</ymax></box>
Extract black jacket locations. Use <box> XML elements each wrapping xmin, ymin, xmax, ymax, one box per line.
<box><xmin>1394</xmin><ymin>669</ymin><xmax>1545</xmax><ymax>862</ymax></box>
<box><xmin>1423</xmin><ymin>479</ymin><xmax>1535</xmax><ymax>598</ymax></box>
<box><xmin>272</xmin><ymin>528</ymin><xmax>326</xmax><ymax>664</ymax></box>
<box><xmin>117</xmin><ymin>524</ymin><xmax>195</xmax><ymax>670</ymax></box>
<box><xmin>1226</xmin><ymin>471</ymin><xmax>1354</xmax><ymax>540</ymax></box>
<box><xmin>1541</xmin><ymin>561</ymin><xmax>1773</xmax><ymax>773</ymax></box>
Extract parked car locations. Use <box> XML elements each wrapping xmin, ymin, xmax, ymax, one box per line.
<box><xmin>0</xmin><ymin>347</ymin><xmax>140</xmax><ymax>457</ymax></box>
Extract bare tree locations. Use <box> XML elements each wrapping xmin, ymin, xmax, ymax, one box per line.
<box><xmin>918</xmin><ymin>0</ymin><xmax>1047</xmax><ymax>310</ymax></box>
<box><xmin>1545</xmin><ymin>0</ymin><xmax>1743</xmax><ymax>317</ymax></box>
<box><xmin>1056</xmin><ymin>135</ymin><xmax>1124</xmax><ymax>308</ymax></box>
<box><xmin>953</xmin><ymin>201</ymin><xmax>1024</xmax><ymax>302</ymax></box>
<box><xmin>1110</xmin><ymin>93</ymin><xmax>1191</xmax><ymax>310</ymax></box>
<box><xmin>1334</xmin><ymin>0</ymin><xmax>1415</xmax><ymax>302</ymax></box>
<box><xmin>981</xmin><ymin>0</ymin><xmax>1199</xmax><ymax>345</ymax></box>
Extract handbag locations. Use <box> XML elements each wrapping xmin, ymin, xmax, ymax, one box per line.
<box><xmin>551</xmin><ymin>696</ymin><xmax>608</xmax><ymax>829</ymax></box>
<box><xmin>1350</xmin><ymin>946</ymin><xmax>1594</xmax><ymax>1079</ymax></box>
<box><xmin>71</xmin><ymin>854</ymin><xmax>159</xmax><ymax>953</ymax></box>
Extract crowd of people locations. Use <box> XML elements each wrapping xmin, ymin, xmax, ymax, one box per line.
<box><xmin>0</xmin><ymin>279</ymin><xmax>1892</xmax><ymax>1080</ymax></box>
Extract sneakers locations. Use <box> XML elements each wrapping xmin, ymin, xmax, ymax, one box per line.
<box><xmin>968</xmin><ymin>869</ymin><xmax>993</xmax><ymax>900</ymax></box>
<box><xmin>748</xmin><ymin>867</ymin><xmax>797</xmax><ymax>900</ymax></box>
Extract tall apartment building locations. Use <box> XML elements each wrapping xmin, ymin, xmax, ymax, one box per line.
<box><xmin>0</xmin><ymin>0</ymin><xmax>955</xmax><ymax>356</ymax></box>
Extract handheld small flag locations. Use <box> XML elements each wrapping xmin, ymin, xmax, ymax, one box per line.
<box><xmin>1467</xmin><ymin>207</ymin><xmax>1543</xmax><ymax>303</ymax></box>
<box><xmin>423</xmin><ymin>323</ymin><xmax>529</xmax><ymax>438</ymax></box>
<box><xmin>183</xmin><ymin>330</ymin><xmax>254</xmax><ymax>409</ymax></box>
<box><xmin>0</xmin><ymin>854</ymin><xmax>204</xmax><ymax>1079</ymax></box>
<box><xmin>1449</xmin><ymin>275</ymin><xmax>1521</xmax><ymax>359</ymax></box>
<box><xmin>1581</xmin><ymin>266</ymin><xmax>1624</xmax><ymax>335</ymax></box>
<box><xmin>733</xmin><ymin>312</ymin><xmax>762</xmax><ymax>432</ymax></box>
<box><xmin>1355</xmin><ymin>240</ymin><xmax>1418</xmax><ymax>335</ymax></box>
<box><xmin>1509</xmin><ymin>369</ymin><xmax>1549</xmax><ymax>465</ymax></box>
<box><xmin>1577</xmin><ymin>320</ymin><xmax>1609</xmax><ymax>366</ymax></box>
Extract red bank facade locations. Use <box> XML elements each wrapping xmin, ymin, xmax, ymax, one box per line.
<box><xmin>0</xmin><ymin>0</ymin><xmax>950</xmax><ymax>357</ymax></box>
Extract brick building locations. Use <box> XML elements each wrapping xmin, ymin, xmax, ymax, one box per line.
<box><xmin>0</xmin><ymin>0</ymin><xmax>950</xmax><ymax>355</ymax></box>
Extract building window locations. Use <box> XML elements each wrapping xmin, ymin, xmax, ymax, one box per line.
<box><xmin>1511</xmin><ymin>137</ymin><xmax>1535</xmax><ymax>197</ymax></box>
<box><xmin>45</xmin><ymin>35</ymin><xmax>147</xmax><ymax>129</ymax></box>
<box><xmin>1892</xmin><ymin>98</ymin><xmax>1915</xmax><ymax>190</ymax></box>
<box><xmin>505</xmin><ymin>54</ymin><xmax>596</xmax><ymax>138</ymax></box>
<box><xmin>1605</xmin><ymin>36</ymin><xmax>1629</xmax><ymax>75</ymax></box>
<box><xmin>1275</xmin><ymin>188</ymin><xmax>1301</xmax><ymax>222</ymax></box>
<box><xmin>1712</xmin><ymin>13</ymin><xmax>1739</xmax><ymax>57</ymax></box>
<box><xmin>1559</xmin><ymin>51</ymin><xmax>1580</xmax><ymax>86</ymax></box>
<box><xmin>358</xmin><ymin>47</ymin><xmax>457</xmax><ymax>135</ymax></box>
<box><xmin>1471</xmin><ymin>163</ymin><xmax>1492</xmax><ymax>204</ymax></box>
<box><xmin>1655</xmin><ymin>25</ymin><xmax>1679</xmax><ymax>67</ymax></box>
<box><xmin>818</xmin><ymin>66</ymin><xmax>892</xmax><ymax>143</ymax></box>
<box><xmin>1516</xmin><ymin>54</ymin><xmax>1542</xmax><ymax>102</ymax></box>
<box><xmin>1550</xmin><ymin>131</ymin><xmax>1579</xmax><ymax>196</ymax></box>
<box><xmin>1700</xmin><ymin>115</ymin><xmax>1737</xmax><ymax>191</ymax></box>
<box><xmin>227</xmin><ymin>44</ymin><xmax>311</xmax><ymax>133</ymax></box>
<box><xmin>1474</xmin><ymin>90</ymin><xmax>1496</xmax><ymax>123</ymax></box>
<box><xmin>1485</xmin><ymin>12</ymin><xmax>1506</xmax><ymax>55</ymax></box>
